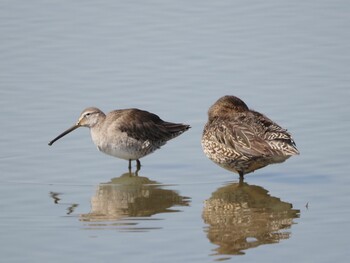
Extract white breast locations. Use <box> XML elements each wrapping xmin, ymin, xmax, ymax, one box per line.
<box><xmin>90</xmin><ymin>129</ymin><xmax>149</xmax><ymax>160</ymax></box>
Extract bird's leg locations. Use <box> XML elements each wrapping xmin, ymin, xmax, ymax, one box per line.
<box><xmin>135</xmin><ymin>159</ymin><xmax>141</xmax><ymax>176</ymax></box>
<box><xmin>128</xmin><ymin>159</ymin><xmax>132</xmax><ymax>174</ymax></box>
<box><xmin>239</xmin><ymin>171</ymin><xmax>244</xmax><ymax>184</ymax></box>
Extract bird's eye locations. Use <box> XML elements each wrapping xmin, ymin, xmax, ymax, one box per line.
<box><xmin>85</xmin><ymin>113</ymin><xmax>91</xmax><ymax>117</ymax></box>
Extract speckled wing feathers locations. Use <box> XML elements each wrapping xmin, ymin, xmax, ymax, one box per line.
<box><xmin>202</xmin><ymin>109</ymin><xmax>299</xmax><ymax>175</ymax></box>
<box><xmin>207</xmin><ymin>119</ymin><xmax>273</xmax><ymax>158</ymax></box>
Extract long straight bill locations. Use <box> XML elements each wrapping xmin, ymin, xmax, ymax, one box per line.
<box><xmin>48</xmin><ymin>124</ymin><xmax>79</xmax><ymax>146</ymax></box>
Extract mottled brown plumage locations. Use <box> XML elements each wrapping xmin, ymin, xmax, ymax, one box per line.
<box><xmin>202</xmin><ymin>95</ymin><xmax>299</xmax><ymax>179</ymax></box>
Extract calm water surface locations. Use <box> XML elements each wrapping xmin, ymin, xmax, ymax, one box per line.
<box><xmin>1</xmin><ymin>1</ymin><xmax>349</xmax><ymax>262</ymax></box>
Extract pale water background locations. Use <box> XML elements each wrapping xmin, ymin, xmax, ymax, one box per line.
<box><xmin>1</xmin><ymin>0</ymin><xmax>349</xmax><ymax>262</ymax></box>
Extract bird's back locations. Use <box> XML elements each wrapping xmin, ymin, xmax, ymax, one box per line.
<box><xmin>203</xmin><ymin>111</ymin><xmax>298</xmax><ymax>159</ymax></box>
<box><xmin>108</xmin><ymin>108</ymin><xmax>190</xmax><ymax>143</ymax></box>
<box><xmin>239</xmin><ymin>110</ymin><xmax>299</xmax><ymax>156</ymax></box>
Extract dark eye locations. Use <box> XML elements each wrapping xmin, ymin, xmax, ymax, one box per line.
<box><xmin>85</xmin><ymin>113</ymin><xmax>91</xmax><ymax>117</ymax></box>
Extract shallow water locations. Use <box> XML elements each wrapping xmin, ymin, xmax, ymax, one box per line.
<box><xmin>1</xmin><ymin>0</ymin><xmax>350</xmax><ymax>262</ymax></box>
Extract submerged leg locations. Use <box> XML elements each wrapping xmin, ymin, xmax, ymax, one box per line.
<box><xmin>128</xmin><ymin>159</ymin><xmax>132</xmax><ymax>173</ymax></box>
<box><xmin>239</xmin><ymin>171</ymin><xmax>244</xmax><ymax>184</ymax></box>
<box><xmin>136</xmin><ymin>159</ymin><xmax>141</xmax><ymax>169</ymax></box>
<box><xmin>135</xmin><ymin>159</ymin><xmax>141</xmax><ymax>176</ymax></box>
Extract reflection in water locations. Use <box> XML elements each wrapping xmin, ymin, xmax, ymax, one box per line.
<box><xmin>49</xmin><ymin>192</ymin><xmax>61</xmax><ymax>204</ymax></box>
<box><xmin>203</xmin><ymin>182</ymin><xmax>300</xmax><ymax>257</ymax></box>
<box><xmin>80</xmin><ymin>172</ymin><xmax>190</xmax><ymax>230</ymax></box>
<box><xmin>49</xmin><ymin>192</ymin><xmax>79</xmax><ymax>215</ymax></box>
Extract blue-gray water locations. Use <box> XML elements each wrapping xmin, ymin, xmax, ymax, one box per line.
<box><xmin>1</xmin><ymin>0</ymin><xmax>349</xmax><ymax>262</ymax></box>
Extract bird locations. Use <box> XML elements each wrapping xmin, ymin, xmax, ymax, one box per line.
<box><xmin>201</xmin><ymin>95</ymin><xmax>299</xmax><ymax>180</ymax></box>
<box><xmin>48</xmin><ymin>107</ymin><xmax>190</xmax><ymax>172</ymax></box>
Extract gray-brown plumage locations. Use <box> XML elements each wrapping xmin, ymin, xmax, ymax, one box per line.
<box><xmin>49</xmin><ymin>107</ymin><xmax>190</xmax><ymax>172</ymax></box>
<box><xmin>201</xmin><ymin>95</ymin><xmax>299</xmax><ymax>179</ymax></box>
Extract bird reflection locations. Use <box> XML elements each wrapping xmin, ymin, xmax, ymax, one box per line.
<box><xmin>49</xmin><ymin>191</ymin><xmax>79</xmax><ymax>215</ymax></box>
<box><xmin>80</xmin><ymin>172</ymin><xmax>190</xmax><ymax>227</ymax></box>
<box><xmin>202</xmin><ymin>181</ymin><xmax>300</xmax><ymax>257</ymax></box>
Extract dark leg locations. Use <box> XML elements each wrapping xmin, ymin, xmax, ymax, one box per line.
<box><xmin>239</xmin><ymin>171</ymin><xmax>244</xmax><ymax>184</ymax></box>
<box><xmin>135</xmin><ymin>159</ymin><xmax>141</xmax><ymax>176</ymax></box>
<box><xmin>136</xmin><ymin>159</ymin><xmax>141</xmax><ymax>169</ymax></box>
<box><xmin>128</xmin><ymin>159</ymin><xmax>132</xmax><ymax>173</ymax></box>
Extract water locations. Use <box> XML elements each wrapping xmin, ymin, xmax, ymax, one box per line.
<box><xmin>1</xmin><ymin>0</ymin><xmax>349</xmax><ymax>262</ymax></box>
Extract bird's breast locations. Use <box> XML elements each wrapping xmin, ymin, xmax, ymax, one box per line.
<box><xmin>90</xmin><ymin>128</ymin><xmax>156</xmax><ymax>160</ymax></box>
